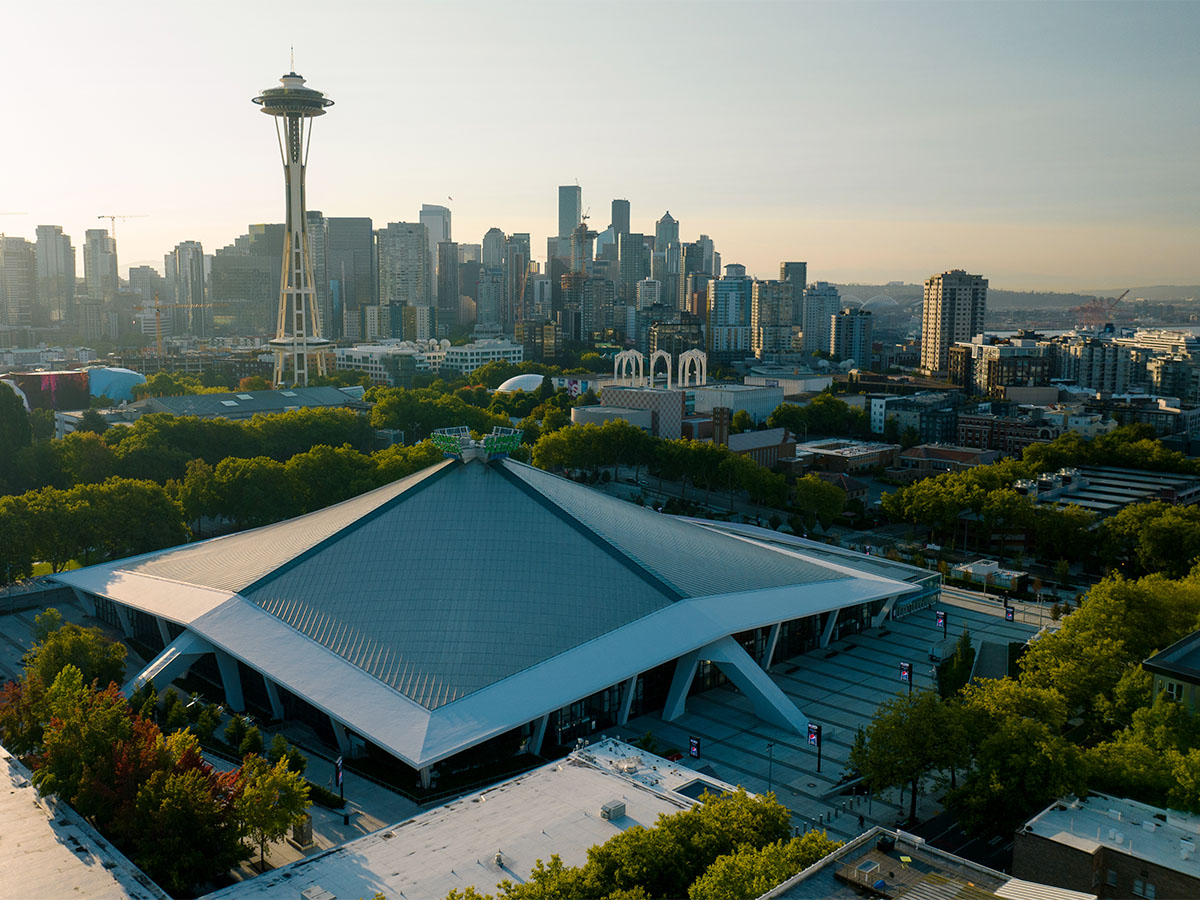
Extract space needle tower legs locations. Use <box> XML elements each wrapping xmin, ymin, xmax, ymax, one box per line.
<box><xmin>253</xmin><ymin>68</ymin><xmax>333</xmax><ymax>387</ymax></box>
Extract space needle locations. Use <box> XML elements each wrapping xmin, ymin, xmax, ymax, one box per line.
<box><xmin>253</xmin><ymin>64</ymin><xmax>333</xmax><ymax>386</ymax></box>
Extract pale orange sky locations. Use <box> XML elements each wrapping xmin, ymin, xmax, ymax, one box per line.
<box><xmin>3</xmin><ymin>0</ymin><xmax>1197</xmax><ymax>291</ymax></box>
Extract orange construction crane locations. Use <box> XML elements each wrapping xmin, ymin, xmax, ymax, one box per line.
<box><xmin>1071</xmin><ymin>289</ymin><xmax>1130</xmax><ymax>330</ymax></box>
<box><xmin>133</xmin><ymin>298</ymin><xmax>232</xmax><ymax>357</ymax></box>
<box><xmin>96</xmin><ymin>214</ymin><xmax>148</xmax><ymax>241</ymax></box>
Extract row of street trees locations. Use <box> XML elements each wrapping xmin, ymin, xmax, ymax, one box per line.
<box><xmin>0</xmin><ymin>611</ymin><xmax>310</xmax><ymax>894</ymax></box>
<box><xmin>851</xmin><ymin>565</ymin><xmax>1200</xmax><ymax>833</ymax></box>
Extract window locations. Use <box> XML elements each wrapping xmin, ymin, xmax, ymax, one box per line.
<box><xmin>1163</xmin><ymin>680</ymin><xmax>1185</xmax><ymax>701</ymax></box>
<box><xmin>1106</xmin><ymin>870</ymin><xmax>1117</xmax><ymax>886</ymax></box>
<box><xmin>1133</xmin><ymin>879</ymin><xmax>1156</xmax><ymax>898</ymax></box>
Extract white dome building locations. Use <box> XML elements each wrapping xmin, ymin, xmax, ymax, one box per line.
<box><xmin>495</xmin><ymin>373</ymin><xmax>549</xmax><ymax>393</ymax></box>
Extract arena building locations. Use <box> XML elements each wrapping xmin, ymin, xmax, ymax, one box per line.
<box><xmin>52</xmin><ymin>435</ymin><xmax>926</xmax><ymax>784</ymax></box>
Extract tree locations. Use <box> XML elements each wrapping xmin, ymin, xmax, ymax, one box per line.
<box><xmin>793</xmin><ymin>475</ymin><xmax>845</xmax><ymax>530</ymax></box>
<box><xmin>0</xmin><ymin>383</ymin><xmax>32</xmax><ymax>493</ymax></box>
<box><xmin>25</xmin><ymin>609</ymin><xmax>127</xmax><ymax>689</ymax></box>
<box><xmin>850</xmin><ymin>690</ymin><xmax>953</xmax><ymax>822</ymax></box>
<box><xmin>236</xmin><ymin>754</ymin><xmax>311</xmax><ymax>871</ymax></box>
<box><xmin>75</xmin><ymin>409</ymin><xmax>110</xmax><ymax>435</ymax></box>
<box><xmin>240</xmin><ymin>725</ymin><xmax>265</xmax><ymax>757</ymax></box>
<box><xmin>212</xmin><ymin>455</ymin><xmax>298</xmax><ymax>527</ymax></box>
<box><xmin>239</xmin><ymin>375</ymin><xmax>272</xmax><ymax>391</ymax></box>
<box><xmin>937</xmin><ymin>629</ymin><xmax>975</xmax><ymax>698</ymax></box>
<box><xmin>686</xmin><ymin>832</ymin><xmax>841</xmax><ymax>900</ymax></box>
<box><xmin>730</xmin><ymin>410</ymin><xmax>753</xmax><ymax>434</ymax></box>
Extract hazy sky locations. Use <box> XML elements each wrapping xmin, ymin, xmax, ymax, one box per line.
<box><xmin>4</xmin><ymin>0</ymin><xmax>1198</xmax><ymax>290</ymax></box>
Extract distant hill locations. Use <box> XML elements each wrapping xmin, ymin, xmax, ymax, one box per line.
<box><xmin>835</xmin><ymin>284</ymin><xmax>1199</xmax><ymax>309</ymax></box>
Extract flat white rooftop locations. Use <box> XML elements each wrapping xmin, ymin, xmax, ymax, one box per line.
<box><xmin>1025</xmin><ymin>792</ymin><xmax>1200</xmax><ymax>880</ymax></box>
<box><xmin>0</xmin><ymin>745</ymin><xmax>167</xmax><ymax>900</ymax></box>
<box><xmin>203</xmin><ymin>740</ymin><xmax>736</xmax><ymax>900</ymax></box>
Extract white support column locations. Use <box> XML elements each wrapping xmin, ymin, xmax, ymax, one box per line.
<box><xmin>263</xmin><ymin>677</ymin><xmax>285</xmax><ymax>721</ymax></box>
<box><xmin>663</xmin><ymin>651</ymin><xmax>702</xmax><ymax>722</ymax></box>
<box><xmin>529</xmin><ymin>714</ymin><xmax>549</xmax><ymax>756</ymax></box>
<box><xmin>419</xmin><ymin>765</ymin><xmax>433</xmax><ymax>789</ymax></box>
<box><xmin>618</xmin><ymin>674</ymin><xmax>639</xmax><ymax>726</ymax></box>
<box><xmin>820</xmin><ymin>609</ymin><xmax>840</xmax><ymax>648</ymax></box>
<box><xmin>213</xmin><ymin>648</ymin><xmax>245</xmax><ymax>712</ymax></box>
<box><xmin>156</xmin><ymin>617</ymin><xmax>171</xmax><ymax>648</ymax></box>
<box><xmin>762</xmin><ymin>623</ymin><xmax>782</xmax><ymax>671</ymax></box>
<box><xmin>330</xmin><ymin>717</ymin><xmax>352</xmax><ymax>758</ymax></box>
<box><xmin>122</xmin><ymin>630</ymin><xmax>212</xmax><ymax>695</ymax></box>
<box><xmin>871</xmin><ymin>594</ymin><xmax>901</xmax><ymax>629</ymax></box>
<box><xmin>70</xmin><ymin>587</ymin><xmax>96</xmax><ymax>618</ymax></box>
<box><xmin>703</xmin><ymin>635</ymin><xmax>809</xmax><ymax>734</ymax></box>
<box><xmin>113</xmin><ymin>602</ymin><xmax>133</xmax><ymax>639</ymax></box>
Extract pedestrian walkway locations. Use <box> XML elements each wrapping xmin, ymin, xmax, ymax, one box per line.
<box><xmin>617</xmin><ymin>597</ymin><xmax>1037</xmax><ymax>841</ymax></box>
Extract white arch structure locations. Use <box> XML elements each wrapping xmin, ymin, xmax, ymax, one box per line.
<box><xmin>677</xmin><ymin>348</ymin><xmax>707</xmax><ymax>387</ymax></box>
<box><xmin>649</xmin><ymin>350</ymin><xmax>672</xmax><ymax>389</ymax></box>
<box><xmin>614</xmin><ymin>350</ymin><xmax>645</xmax><ymax>386</ymax></box>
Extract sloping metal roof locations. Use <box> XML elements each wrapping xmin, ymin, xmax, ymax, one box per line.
<box><xmin>501</xmin><ymin>460</ymin><xmax>844</xmax><ymax>597</ymax></box>
<box><xmin>244</xmin><ymin>461</ymin><xmax>678</xmax><ymax>709</ymax></box>
<box><xmin>126</xmin><ymin>460</ymin><xmax>453</xmax><ymax>592</ymax></box>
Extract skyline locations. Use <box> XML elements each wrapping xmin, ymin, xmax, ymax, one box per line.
<box><xmin>4</xmin><ymin>1</ymin><xmax>1198</xmax><ymax>291</ymax></box>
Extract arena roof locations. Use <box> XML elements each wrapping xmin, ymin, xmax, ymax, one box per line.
<box><xmin>55</xmin><ymin>457</ymin><xmax>918</xmax><ymax>769</ymax></box>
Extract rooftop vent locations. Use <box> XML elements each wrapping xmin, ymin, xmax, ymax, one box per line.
<box><xmin>600</xmin><ymin>800</ymin><xmax>626</xmax><ymax>820</ymax></box>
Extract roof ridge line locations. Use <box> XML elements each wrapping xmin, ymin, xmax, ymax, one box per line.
<box><xmin>495</xmin><ymin>460</ymin><xmax>686</xmax><ymax>602</ymax></box>
<box><xmin>240</xmin><ymin>458</ymin><xmax>459</xmax><ymax>596</ymax></box>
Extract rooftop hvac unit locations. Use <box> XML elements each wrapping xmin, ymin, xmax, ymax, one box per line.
<box><xmin>600</xmin><ymin>800</ymin><xmax>626</xmax><ymax>820</ymax></box>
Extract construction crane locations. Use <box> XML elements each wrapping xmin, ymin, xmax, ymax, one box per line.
<box><xmin>96</xmin><ymin>214</ymin><xmax>148</xmax><ymax>241</ymax></box>
<box><xmin>133</xmin><ymin>298</ymin><xmax>232</xmax><ymax>357</ymax></box>
<box><xmin>1071</xmin><ymin>289</ymin><xmax>1130</xmax><ymax>331</ymax></box>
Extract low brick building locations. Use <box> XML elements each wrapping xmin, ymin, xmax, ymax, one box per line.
<box><xmin>1015</xmin><ymin>792</ymin><xmax>1200</xmax><ymax>899</ymax></box>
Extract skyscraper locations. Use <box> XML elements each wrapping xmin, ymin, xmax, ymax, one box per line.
<box><xmin>377</xmin><ymin>222</ymin><xmax>430</xmax><ymax>308</ymax></box>
<box><xmin>83</xmin><ymin>229</ymin><xmax>118</xmax><ymax>303</ymax></box>
<box><xmin>169</xmin><ymin>241</ymin><xmax>207</xmax><ymax>337</ymax></box>
<box><xmin>420</xmin><ymin>204</ymin><xmax>451</xmax><ymax>300</ymax></box>
<box><xmin>611</xmin><ymin>199</ymin><xmax>630</xmax><ymax>236</ymax></box>
<box><xmin>436</xmin><ymin>241</ymin><xmax>460</xmax><ymax>328</ymax></box>
<box><xmin>326</xmin><ymin>217</ymin><xmax>376</xmax><ymax>337</ymax></box>
<box><xmin>802</xmin><ymin>282</ymin><xmax>840</xmax><ymax>354</ymax></box>
<box><xmin>253</xmin><ymin>68</ymin><xmax>334</xmax><ymax>385</ymax></box>
<box><xmin>618</xmin><ymin>232</ymin><xmax>651</xmax><ymax>303</ymax></box>
<box><xmin>558</xmin><ymin>185</ymin><xmax>582</xmax><ymax>239</ymax></box>
<box><xmin>654</xmin><ymin>211</ymin><xmax>679</xmax><ymax>252</ymax></box>
<box><xmin>0</xmin><ymin>237</ymin><xmax>36</xmax><ymax>327</ymax></box>
<box><xmin>920</xmin><ymin>269</ymin><xmax>988</xmax><ymax>374</ymax></box>
<box><xmin>481</xmin><ymin>228</ymin><xmax>506</xmax><ymax>267</ymax></box>
<box><xmin>35</xmin><ymin>225</ymin><xmax>75</xmax><ymax>324</ymax></box>
<box><xmin>306</xmin><ymin>210</ymin><xmax>330</xmax><ymax>338</ymax></box>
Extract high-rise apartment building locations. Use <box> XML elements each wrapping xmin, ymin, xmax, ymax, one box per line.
<box><xmin>707</xmin><ymin>264</ymin><xmax>754</xmax><ymax>363</ymax></box>
<box><xmin>128</xmin><ymin>266</ymin><xmax>168</xmax><ymax>339</ymax></box>
<box><xmin>751</xmin><ymin>280</ymin><xmax>793</xmax><ymax>359</ymax></box>
<box><xmin>802</xmin><ymin>282</ymin><xmax>840</xmax><ymax>354</ymax></box>
<box><xmin>636</xmin><ymin>278</ymin><xmax>661</xmax><ymax>309</ymax></box>
<box><xmin>210</xmin><ymin>224</ymin><xmax>284</xmax><ymax>336</ymax></box>
<box><xmin>920</xmin><ymin>269</ymin><xmax>988</xmax><ymax>374</ymax></box>
<box><xmin>780</xmin><ymin>261</ymin><xmax>807</xmax><ymax>324</ymax></box>
<box><xmin>377</xmin><ymin>222</ymin><xmax>430</xmax><ymax>308</ymax></box>
<box><xmin>477</xmin><ymin>266</ymin><xmax>503</xmax><ymax>327</ymax></box>
<box><xmin>83</xmin><ymin>229</ymin><xmax>118</xmax><ymax>303</ymax></box>
<box><xmin>35</xmin><ymin>225</ymin><xmax>75</xmax><ymax>324</ymax></box>
<box><xmin>0</xmin><ymin>237</ymin><xmax>37</xmax><ymax>327</ymax></box>
<box><xmin>558</xmin><ymin>185</ymin><xmax>582</xmax><ymax>239</ymax></box>
<box><xmin>830</xmin><ymin>308</ymin><xmax>874</xmax><ymax>367</ymax></box>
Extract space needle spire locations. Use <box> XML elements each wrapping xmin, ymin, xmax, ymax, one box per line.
<box><xmin>253</xmin><ymin>66</ymin><xmax>333</xmax><ymax>386</ymax></box>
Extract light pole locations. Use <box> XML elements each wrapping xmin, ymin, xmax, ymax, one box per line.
<box><xmin>767</xmin><ymin>741</ymin><xmax>776</xmax><ymax>794</ymax></box>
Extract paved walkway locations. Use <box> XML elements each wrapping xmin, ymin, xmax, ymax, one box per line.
<box><xmin>614</xmin><ymin>597</ymin><xmax>1038</xmax><ymax>842</ymax></box>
